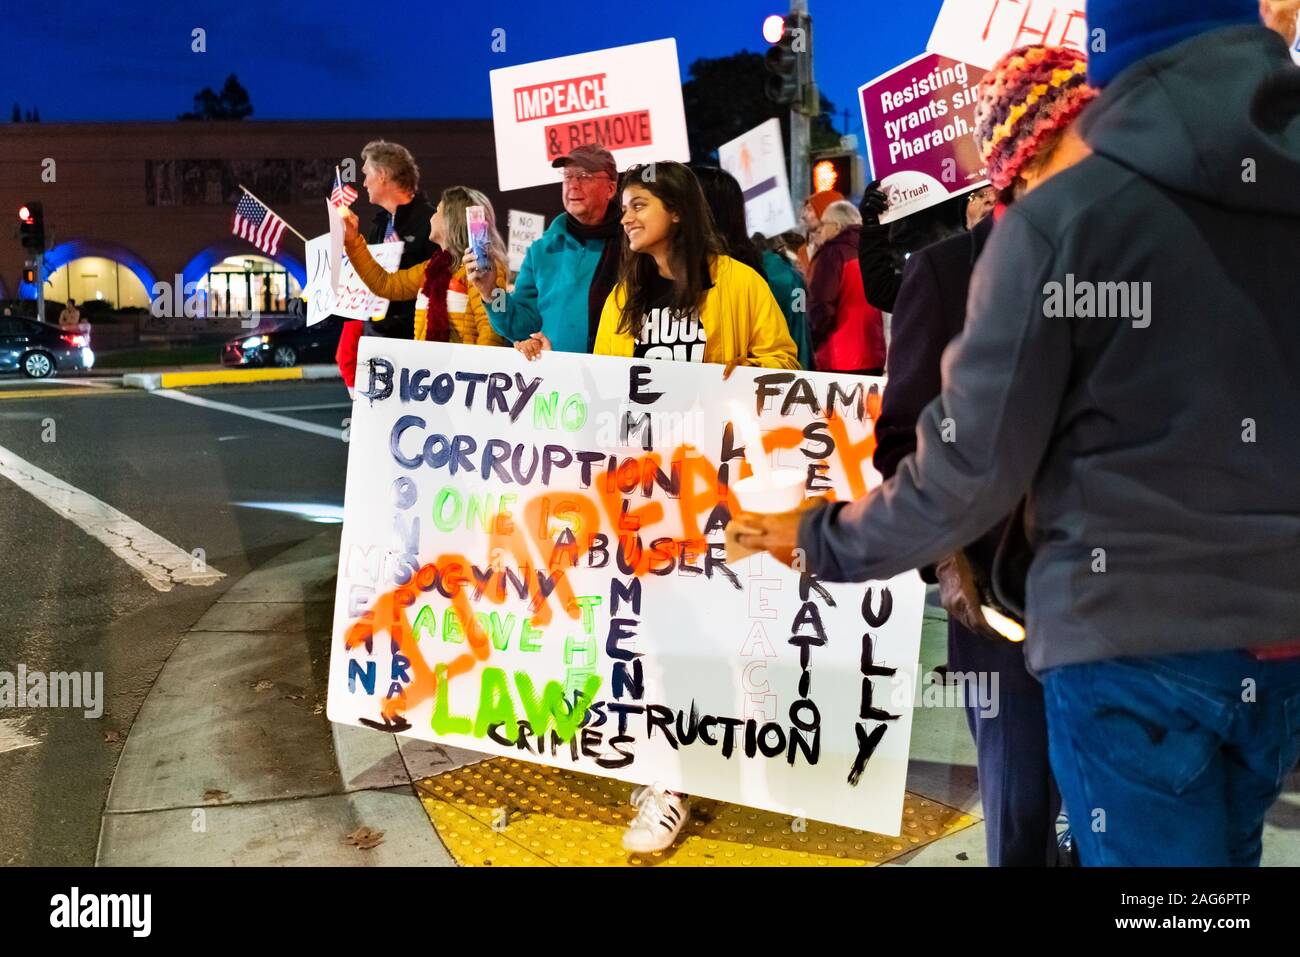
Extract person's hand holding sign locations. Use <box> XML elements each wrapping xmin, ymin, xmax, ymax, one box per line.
<box><xmin>515</xmin><ymin>331</ymin><xmax>552</xmax><ymax>362</ymax></box>
<box><xmin>340</xmin><ymin>207</ymin><xmax>361</xmax><ymax>243</ymax></box>
<box><xmin>462</xmin><ymin>249</ymin><xmax>496</xmax><ymax>300</ymax></box>
<box><xmin>722</xmin><ymin>357</ymin><xmax>752</xmax><ymax>381</ymax></box>
<box><xmin>728</xmin><ymin>508</ymin><xmax>808</xmax><ymax>569</ymax></box>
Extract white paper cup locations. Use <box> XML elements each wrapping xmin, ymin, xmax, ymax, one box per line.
<box><xmin>732</xmin><ymin>468</ymin><xmax>806</xmax><ymax>514</ymax></box>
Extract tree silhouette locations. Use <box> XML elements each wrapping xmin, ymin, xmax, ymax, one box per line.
<box><xmin>179</xmin><ymin>74</ymin><xmax>254</xmax><ymax>120</ymax></box>
<box><xmin>10</xmin><ymin>103</ymin><xmax>19</xmax><ymax>123</ymax></box>
<box><xmin>682</xmin><ymin>52</ymin><xmax>842</xmax><ymax>164</ymax></box>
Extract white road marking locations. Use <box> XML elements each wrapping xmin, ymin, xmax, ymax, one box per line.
<box><xmin>0</xmin><ymin>718</ymin><xmax>40</xmax><ymax>755</ymax></box>
<box><xmin>0</xmin><ymin>443</ymin><xmax>226</xmax><ymax>592</ymax></box>
<box><xmin>253</xmin><ymin>402</ymin><xmax>352</xmax><ymax>413</ymax></box>
<box><xmin>56</xmin><ymin>377</ymin><xmax>119</xmax><ymax>389</ymax></box>
<box><xmin>0</xmin><ymin>377</ymin><xmax>113</xmax><ymax>390</ymax></box>
<box><xmin>151</xmin><ymin>389</ymin><xmax>345</xmax><ymax>440</ymax></box>
<box><xmin>234</xmin><ymin>501</ymin><xmax>345</xmax><ymax>523</ymax></box>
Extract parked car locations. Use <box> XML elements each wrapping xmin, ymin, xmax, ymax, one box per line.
<box><xmin>0</xmin><ymin>313</ymin><xmax>94</xmax><ymax>378</ymax></box>
<box><xmin>222</xmin><ymin>314</ymin><xmax>344</xmax><ymax>368</ymax></box>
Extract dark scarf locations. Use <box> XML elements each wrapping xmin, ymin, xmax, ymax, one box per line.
<box><xmin>566</xmin><ymin>203</ymin><xmax>622</xmax><ymax>351</ymax></box>
<box><xmin>417</xmin><ymin>250</ymin><xmax>455</xmax><ymax>342</ymax></box>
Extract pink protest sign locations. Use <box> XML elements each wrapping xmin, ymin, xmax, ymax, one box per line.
<box><xmin>858</xmin><ymin>52</ymin><xmax>989</xmax><ymax>224</ymax></box>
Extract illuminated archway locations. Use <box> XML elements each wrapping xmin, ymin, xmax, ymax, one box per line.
<box><xmin>22</xmin><ymin>239</ymin><xmax>158</xmax><ymax>304</ymax></box>
<box><xmin>182</xmin><ymin>239</ymin><xmax>306</xmax><ymax>291</ymax></box>
<box><xmin>182</xmin><ymin>241</ymin><xmax>305</xmax><ymax>318</ymax></box>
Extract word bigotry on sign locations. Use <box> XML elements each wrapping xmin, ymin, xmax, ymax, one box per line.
<box><xmin>327</xmin><ymin>340</ymin><xmax>925</xmax><ymax>835</ymax></box>
<box><xmin>489</xmin><ymin>39</ymin><xmax>691</xmax><ymax>192</ymax></box>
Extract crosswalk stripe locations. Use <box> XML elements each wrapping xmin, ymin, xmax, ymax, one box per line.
<box><xmin>0</xmin><ymin>443</ymin><xmax>225</xmax><ymax>592</ymax></box>
<box><xmin>151</xmin><ymin>388</ymin><xmax>345</xmax><ymax>440</ymax></box>
<box><xmin>0</xmin><ymin>718</ymin><xmax>40</xmax><ymax>755</ymax></box>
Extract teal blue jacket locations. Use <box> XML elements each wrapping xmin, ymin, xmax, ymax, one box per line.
<box><xmin>762</xmin><ymin>250</ymin><xmax>814</xmax><ymax>371</ymax></box>
<box><xmin>489</xmin><ymin>215</ymin><xmax>604</xmax><ymax>354</ymax></box>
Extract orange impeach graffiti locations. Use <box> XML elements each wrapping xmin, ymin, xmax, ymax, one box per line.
<box><xmin>344</xmin><ymin>400</ymin><xmax>882</xmax><ymax>724</ymax></box>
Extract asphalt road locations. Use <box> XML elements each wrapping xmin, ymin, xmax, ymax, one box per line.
<box><xmin>0</xmin><ymin>378</ymin><xmax>351</xmax><ymax>865</ymax></box>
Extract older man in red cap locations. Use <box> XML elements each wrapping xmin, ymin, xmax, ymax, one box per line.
<box><xmin>466</xmin><ymin>141</ymin><xmax>621</xmax><ymax>356</ymax></box>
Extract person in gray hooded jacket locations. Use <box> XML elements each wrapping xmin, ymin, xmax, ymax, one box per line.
<box><xmin>733</xmin><ymin>3</ymin><xmax>1300</xmax><ymax>866</ymax></box>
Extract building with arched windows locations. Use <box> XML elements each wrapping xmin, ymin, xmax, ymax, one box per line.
<box><xmin>0</xmin><ymin>120</ymin><xmax>559</xmax><ymax>318</ymax></box>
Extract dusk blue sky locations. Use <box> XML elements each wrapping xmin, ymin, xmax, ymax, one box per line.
<box><xmin>6</xmin><ymin>0</ymin><xmax>945</xmax><ymax>149</ymax></box>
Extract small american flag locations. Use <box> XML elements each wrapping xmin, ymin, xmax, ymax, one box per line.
<box><xmin>232</xmin><ymin>192</ymin><xmax>288</xmax><ymax>257</ymax></box>
<box><xmin>331</xmin><ymin>169</ymin><xmax>358</xmax><ymax>208</ymax></box>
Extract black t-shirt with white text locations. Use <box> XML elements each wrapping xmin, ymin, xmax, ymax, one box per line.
<box><xmin>632</xmin><ymin>272</ymin><xmax>710</xmax><ymax>362</ymax></box>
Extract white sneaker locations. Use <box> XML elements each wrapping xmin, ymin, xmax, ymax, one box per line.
<box><xmin>622</xmin><ymin>785</ymin><xmax>689</xmax><ymax>853</ymax></box>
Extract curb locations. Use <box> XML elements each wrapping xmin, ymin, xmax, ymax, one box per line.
<box><xmin>95</xmin><ymin>528</ymin><xmax>464</xmax><ymax>867</ymax></box>
<box><xmin>122</xmin><ymin>364</ymin><xmax>341</xmax><ymax>391</ymax></box>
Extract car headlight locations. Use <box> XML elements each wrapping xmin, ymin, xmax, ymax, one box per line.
<box><xmin>241</xmin><ymin>336</ymin><xmax>264</xmax><ymax>349</ymax></box>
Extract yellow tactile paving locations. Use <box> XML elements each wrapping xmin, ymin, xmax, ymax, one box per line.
<box><xmin>416</xmin><ymin>757</ymin><xmax>977</xmax><ymax>867</ymax></box>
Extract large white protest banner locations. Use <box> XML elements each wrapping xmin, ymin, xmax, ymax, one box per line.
<box><xmin>304</xmin><ymin>234</ymin><xmax>404</xmax><ymax>325</ymax></box>
<box><xmin>718</xmin><ymin>118</ymin><xmax>798</xmax><ymax>239</ymax></box>
<box><xmin>927</xmin><ymin>0</ymin><xmax>1089</xmax><ymax>71</ymax></box>
<box><xmin>327</xmin><ymin>338</ymin><xmax>926</xmax><ymax>835</ymax></box>
<box><xmin>488</xmin><ymin>39</ymin><xmax>691</xmax><ymax>192</ymax></box>
<box><xmin>507</xmin><ymin>210</ymin><xmax>546</xmax><ymax>273</ymax></box>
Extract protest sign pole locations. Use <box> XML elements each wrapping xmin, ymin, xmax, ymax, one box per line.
<box><xmin>789</xmin><ymin>0</ymin><xmax>812</xmax><ymax>211</ymax></box>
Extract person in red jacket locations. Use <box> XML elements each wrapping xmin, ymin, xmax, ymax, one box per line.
<box><xmin>807</xmin><ymin>200</ymin><xmax>885</xmax><ymax>375</ymax></box>
<box><xmin>335</xmin><ymin>318</ymin><xmax>364</xmax><ymax>397</ymax></box>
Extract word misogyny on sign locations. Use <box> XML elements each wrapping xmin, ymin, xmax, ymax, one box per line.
<box><xmin>1</xmin><ymin>666</ymin><xmax>103</xmax><ymax>718</ymax></box>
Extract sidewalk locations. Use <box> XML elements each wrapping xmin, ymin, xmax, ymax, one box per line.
<box><xmin>120</xmin><ymin>364</ymin><xmax>341</xmax><ymax>391</ymax></box>
<box><xmin>97</xmin><ymin>528</ymin><xmax>468</xmax><ymax>866</ymax></box>
<box><xmin>95</xmin><ymin>524</ymin><xmax>1004</xmax><ymax>866</ymax></box>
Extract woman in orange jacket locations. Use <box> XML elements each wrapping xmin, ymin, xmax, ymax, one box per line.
<box><xmin>341</xmin><ymin>186</ymin><xmax>509</xmax><ymax>347</ymax></box>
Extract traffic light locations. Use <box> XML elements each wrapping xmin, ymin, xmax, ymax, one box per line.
<box><xmin>18</xmin><ymin>202</ymin><xmax>45</xmax><ymax>251</ymax></box>
<box><xmin>764</xmin><ymin>12</ymin><xmax>811</xmax><ymax>108</ymax></box>
<box><xmin>810</xmin><ymin>151</ymin><xmax>864</xmax><ymax>199</ymax></box>
<box><xmin>22</xmin><ymin>265</ymin><xmax>37</xmax><ymax>285</ymax></box>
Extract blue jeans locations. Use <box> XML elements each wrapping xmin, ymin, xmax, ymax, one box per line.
<box><xmin>965</xmin><ymin>691</ymin><xmax>1061</xmax><ymax>866</ymax></box>
<box><xmin>1042</xmin><ymin>650</ymin><xmax>1300</xmax><ymax>866</ymax></box>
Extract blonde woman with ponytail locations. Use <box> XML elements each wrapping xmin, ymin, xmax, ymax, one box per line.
<box><xmin>342</xmin><ymin>186</ymin><xmax>509</xmax><ymax>345</ymax></box>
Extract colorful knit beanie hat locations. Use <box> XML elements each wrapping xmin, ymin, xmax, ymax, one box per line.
<box><xmin>972</xmin><ymin>45</ymin><xmax>1098</xmax><ymax>191</ymax></box>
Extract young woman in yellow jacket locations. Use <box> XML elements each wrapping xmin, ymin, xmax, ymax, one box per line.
<box><xmin>342</xmin><ymin>186</ymin><xmax>508</xmax><ymax>345</ymax></box>
<box><xmin>516</xmin><ymin>161</ymin><xmax>798</xmax><ymax>374</ymax></box>
<box><xmin>515</xmin><ymin>161</ymin><xmax>797</xmax><ymax>856</ymax></box>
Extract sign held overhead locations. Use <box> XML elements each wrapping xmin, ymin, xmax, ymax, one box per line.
<box><xmin>489</xmin><ymin>39</ymin><xmax>691</xmax><ymax>192</ymax></box>
<box><xmin>927</xmin><ymin>0</ymin><xmax>1089</xmax><ymax>71</ymax></box>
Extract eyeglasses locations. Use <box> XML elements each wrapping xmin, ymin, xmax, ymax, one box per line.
<box><xmin>561</xmin><ymin>170</ymin><xmax>610</xmax><ymax>184</ymax></box>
